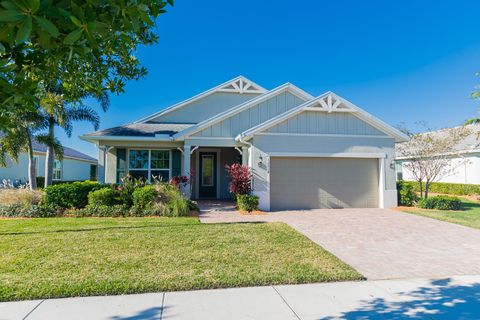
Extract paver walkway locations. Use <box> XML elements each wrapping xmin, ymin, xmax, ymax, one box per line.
<box><xmin>3</xmin><ymin>275</ymin><xmax>480</xmax><ymax>319</ymax></box>
<box><xmin>198</xmin><ymin>202</ymin><xmax>480</xmax><ymax>280</ymax></box>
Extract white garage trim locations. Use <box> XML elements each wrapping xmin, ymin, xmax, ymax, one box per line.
<box><xmin>255</xmin><ymin>153</ymin><xmax>394</xmax><ymax>211</ymax></box>
<box><xmin>267</xmin><ymin>152</ymin><xmax>387</xmax><ymax>159</ymax></box>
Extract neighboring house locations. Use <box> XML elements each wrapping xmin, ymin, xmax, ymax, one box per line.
<box><xmin>0</xmin><ymin>140</ymin><xmax>98</xmax><ymax>184</ymax></box>
<box><xmin>395</xmin><ymin>124</ymin><xmax>480</xmax><ymax>184</ymax></box>
<box><xmin>81</xmin><ymin>76</ymin><xmax>408</xmax><ymax>211</ymax></box>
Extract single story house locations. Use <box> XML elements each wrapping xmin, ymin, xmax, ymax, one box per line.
<box><xmin>81</xmin><ymin>76</ymin><xmax>408</xmax><ymax>211</ymax></box>
<box><xmin>395</xmin><ymin>124</ymin><xmax>480</xmax><ymax>184</ymax></box>
<box><xmin>0</xmin><ymin>141</ymin><xmax>98</xmax><ymax>184</ymax></box>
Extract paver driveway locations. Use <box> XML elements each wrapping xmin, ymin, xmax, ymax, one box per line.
<box><xmin>199</xmin><ymin>204</ymin><xmax>480</xmax><ymax>280</ymax></box>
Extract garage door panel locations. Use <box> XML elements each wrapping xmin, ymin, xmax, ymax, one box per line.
<box><xmin>270</xmin><ymin>157</ymin><xmax>378</xmax><ymax>210</ymax></box>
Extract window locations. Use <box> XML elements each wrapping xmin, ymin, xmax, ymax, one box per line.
<box><xmin>128</xmin><ymin>149</ymin><xmax>170</xmax><ymax>182</ymax></box>
<box><xmin>90</xmin><ymin>165</ymin><xmax>97</xmax><ymax>181</ymax></box>
<box><xmin>53</xmin><ymin>160</ymin><xmax>62</xmax><ymax>180</ymax></box>
<box><xmin>201</xmin><ymin>155</ymin><xmax>214</xmax><ymax>186</ymax></box>
<box><xmin>33</xmin><ymin>156</ymin><xmax>40</xmax><ymax>174</ymax></box>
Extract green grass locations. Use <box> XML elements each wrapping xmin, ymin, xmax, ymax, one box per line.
<box><xmin>0</xmin><ymin>217</ymin><xmax>362</xmax><ymax>301</ymax></box>
<box><xmin>402</xmin><ymin>198</ymin><xmax>480</xmax><ymax>230</ymax></box>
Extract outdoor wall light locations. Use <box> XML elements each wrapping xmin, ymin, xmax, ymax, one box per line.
<box><xmin>258</xmin><ymin>155</ymin><xmax>263</xmax><ymax>167</ymax></box>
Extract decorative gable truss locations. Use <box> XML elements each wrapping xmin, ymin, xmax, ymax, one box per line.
<box><xmin>304</xmin><ymin>92</ymin><xmax>355</xmax><ymax>113</ymax></box>
<box><xmin>135</xmin><ymin>76</ymin><xmax>266</xmax><ymax>123</ymax></box>
<box><xmin>217</xmin><ymin>77</ymin><xmax>266</xmax><ymax>94</ymax></box>
<box><xmin>237</xmin><ymin>92</ymin><xmax>409</xmax><ymax>142</ymax></box>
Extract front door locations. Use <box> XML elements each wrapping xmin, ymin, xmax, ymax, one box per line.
<box><xmin>199</xmin><ymin>152</ymin><xmax>217</xmax><ymax>198</ymax></box>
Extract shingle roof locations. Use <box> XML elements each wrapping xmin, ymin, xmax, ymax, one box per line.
<box><xmin>0</xmin><ymin>133</ymin><xmax>96</xmax><ymax>162</ymax></box>
<box><xmin>84</xmin><ymin>122</ymin><xmax>194</xmax><ymax>137</ymax></box>
<box><xmin>396</xmin><ymin>124</ymin><xmax>480</xmax><ymax>157</ymax></box>
<box><xmin>32</xmin><ymin>141</ymin><xmax>97</xmax><ymax>162</ymax></box>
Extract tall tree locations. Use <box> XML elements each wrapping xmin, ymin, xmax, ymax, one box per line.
<box><xmin>397</xmin><ymin>125</ymin><xmax>471</xmax><ymax>198</ymax></box>
<box><xmin>0</xmin><ymin>109</ymin><xmax>46</xmax><ymax>189</ymax></box>
<box><xmin>39</xmin><ymin>87</ymin><xmax>107</xmax><ymax>187</ymax></box>
<box><xmin>0</xmin><ymin>0</ymin><xmax>173</xmax><ymax>131</ymax></box>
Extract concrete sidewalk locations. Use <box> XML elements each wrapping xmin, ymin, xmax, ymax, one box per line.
<box><xmin>2</xmin><ymin>275</ymin><xmax>480</xmax><ymax>320</ymax></box>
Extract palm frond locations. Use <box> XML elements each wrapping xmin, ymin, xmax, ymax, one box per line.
<box><xmin>67</xmin><ymin>106</ymin><xmax>100</xmax><ymax>130</ymax></box>
<box><xmin>35</xmin><ymin>134</ymin><xmax>64</xmax><ymax>160</ymax></box>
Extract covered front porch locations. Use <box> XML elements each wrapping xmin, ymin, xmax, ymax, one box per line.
<box><xmin>183</xmin><ymin>145</ymin><xmax>247</xmax><ymax>200</ymax></box>
<box><xmin>96</xmin><ymin>140</ymin><xmax>249</xmax><ymax>201</ymax></box>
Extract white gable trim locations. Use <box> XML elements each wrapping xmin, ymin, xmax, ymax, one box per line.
<box><xmin>172</xmin><ymin>83</ymin><xmax>314</xmax><ymax>140</ymax></box>
<box><xmin>216</xmin><ymin>77</ymin><xmax>265</xmax><ymax>94</ymax></box>
<box><xmin>135</xmin><ymin>76</ymin><xmax>267</xmax><ymax>124</ymax></box>
<box><xmin>236</xmin><ymin>92</ymin><xmax>409</xmax><ymax>142</ymax></box>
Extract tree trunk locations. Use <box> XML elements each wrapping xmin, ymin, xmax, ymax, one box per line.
<box><xmin>26</xmin><ymin>130</ymin><xmax>37</xmax><ymax>190</ymax></box>
<box><xmin>44</xmin><ymin>118</ymin><xmax>55</xmax><ymax>187</ymax></box>
<box><xmin>418</xmin><ymin>180</ymin><xmax>423</xmax><ymax>198</ymax></box>
<box><xmin>425</xmin><ymin>181</ymin><xmax>430</xmax><ymax>199</ymax></box>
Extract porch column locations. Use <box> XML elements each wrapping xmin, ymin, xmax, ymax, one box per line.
<box><xmin>183</xmin><ymin>145</ymin><xmax>192</xmax><ymax>198</ymax></box>
<box><xmin>241</xmin><ymin>147</ymin><xmax>249</xmax><ymax>165</ymax></box>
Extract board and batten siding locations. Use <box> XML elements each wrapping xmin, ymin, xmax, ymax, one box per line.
<box><xmin>266</xmin><ymin>111</ymin><xmax>387</xmax><ymax>136</ymax></box>
<box><xmin>149</xmin><ymin>92</ymin><xmax>260</xmax><ymax>124</ymax></box>
<box><xmin>192</xmin><ymin>92</ymin><xmax>305</xmax><ymax>138</ymax></box>
<box><xmin>251</xmin><ymin>134</ymin><xmax>396</xmax><ymax>190</ymax></box>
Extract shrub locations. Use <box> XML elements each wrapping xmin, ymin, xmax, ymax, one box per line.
<box><xmin>169</xmin><ymin>175</ymin><xmax>188</xmax><ymax>189</ymax></box>
<box><xmin>0</xmin><ymin>204</ymin><xmax>57</xmax><ymax>218</ymax></box>
<box><xmin>116</xmin><ymin>175</ymin><xmax>148</xmax><ymax>207</ymax></box>
<box><xmin>187</xmin><ymin>199</ymin><xmax>199</xmax><ymax>211</ymax></box>
<box><xmin>44</xmin><ymin>181</ymin><xmax>103</xmax><ymax>209</ymax></box>
<box><xmin>88</xmin><ymin>187</ymin><xmax>120</xmax><ymax>207</ymax></box>
<box><xmin>74</xmin><ymin>204</ymin><xmax>130</xmax><ymax>217</ymax></box>
<box><xmin>418</xmin><ymin>196</ymin><xmax>462</xmax><ymax>210</ymax></box>
<box><xmin>0</xmin><ymin>189</ymin><xmax>43</xmax><ymax>206</ymax></box>
<box><xmin>397</xmin><ymin>181</ymin><xmax>418</xmax><ymax>206</ymax></box>
<box><xmin>236</xmin><ymin>194</ymin><xmax>259</xmax><ymax>212</ymax></box>
<box><xmin>225</xmin><ymin>163</ymin><xmax>251</xmax><ymax>195</ymax></box>
<box><xmin>132</xmin><ymin>186</ymin><xmax>158</xmax><ymax>209</ymax></box>
<box><xmin>156</xmin><ymin>183</ymin><xmax>190</xmax><ymax>217</ymax></box>
<box><xmin>400</xmin><ymin>181</ymin><xmax>480</xmax><ymax>196</ymax></box>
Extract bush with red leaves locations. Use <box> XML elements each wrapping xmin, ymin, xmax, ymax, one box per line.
<box><xmin>225</xmin><ymin>163</ymin><xmax>251</xmax><ymax>195</ymax></box>
<box><xmin>169</xmin><ymin>175</ymin><xmax>189</xmax><ymax>189</ymax></box>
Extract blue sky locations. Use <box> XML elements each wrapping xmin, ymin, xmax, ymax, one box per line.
<box><xmin>60</xmin><ymin>0</ymin><xmax>480</xmax><ymax>157</ymax></box>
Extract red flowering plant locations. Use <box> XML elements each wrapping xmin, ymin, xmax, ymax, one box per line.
<box><xmin>169</xmin><ymin>175</ymin><xmax>189</xmax><ymax>189</ymax></box>
<box><xmin>224</xmin><ymin>163</ymin><xmax>251</xmax><ymax>195</ymax></box>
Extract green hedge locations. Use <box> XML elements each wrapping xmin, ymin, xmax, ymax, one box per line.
<box><xmin>236</xmin><ymin>194</ymin><xmax>259</xmax><ymax>212</ymax></box>
<box><xmin>88</xmin><ymin>187</ymin><xmax>120</xmax><ymax>207</ymax></box>
<box><xmin>132</xmin><ymin>186</ymin><xmax>158</xmax><ymax>209</ymax></box>
<box><xmin>0</xmin><ymin>204</ymin><xmax>57</xmax><ymax>218</ymax></box>
<box><xmin>418</xmin><ymin>196</ymin><xmax>462</xmax><ymax>210</ymax></box>
<box><xmin>44</xmin><ymin>181</ymin><xmax>104</xmax><ymax>209</ymax></box>
<box><xmin>397</xmin><ymin>181</ymin><xmax>418</xmax><ymax>206</ymax></box>
<box><xmin>399</xmin><ymin>181</ymin><xmax>480</xmax><ymax>196</ymax></box>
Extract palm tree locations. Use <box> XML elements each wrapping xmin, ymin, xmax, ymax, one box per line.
<box><xmin>40</xmin><ymin>87</ymin><xmax>109</xmax><ymax>187</ymax></box>
<box><xmin>0</xmin><ymin>110</ymin><xmax>45</xmax><ymax>190</ymax></box>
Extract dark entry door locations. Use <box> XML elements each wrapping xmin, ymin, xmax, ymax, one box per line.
<box><xmin>199</xmin><ymin>152</ymin><xmax>217</xmax><ymax>198</ymax></box>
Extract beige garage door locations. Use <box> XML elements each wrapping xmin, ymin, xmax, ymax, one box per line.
<box><xmin>270</xmin><ymin>157</ymin><xmax>379</xmax><ymax>210</ymax></box>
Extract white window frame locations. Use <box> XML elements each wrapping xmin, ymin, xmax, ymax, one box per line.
<box><xmin>33</xmin><ymin>155</ymin><xmax>40</xmax><ymax>174</ymax></box>
<box><xmin>53</xmin><ymin>159</ymin><xmax>62</xmax><ymax>181</ymax></box>
<box><xmin>127</xmin><ymin>148</ymin><xmax>172</xmax><ymax>183</ymax></box>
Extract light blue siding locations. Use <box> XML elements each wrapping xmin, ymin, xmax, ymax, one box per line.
<box><xmin>193</xmin><ymin>92</ymin><xmax>305</xmax><ymax>137</ymax></box>
<box><xmin>266</xmin><ymin>111</ymin><xmax>387</xmax><ymax>136</ymax></box>
<box><xmin>0</xmin><ymin>153</ymin><xmax>94</xmax><ymax>183</ymax></box>
<box><xmin>150</xmin><ymin>92</ymin><xmax>260</xmax><ymax>124</ymax></box>
<box><xmin>251</xmin><ymin>134</ymin><xmax>397</xmax><ymax>190</ymax></box>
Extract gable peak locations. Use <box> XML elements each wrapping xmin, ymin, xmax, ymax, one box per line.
<box><xmin>217</xmin><ymin>76</ymin><xmax>266</xmax><ymax>94</ymax></box>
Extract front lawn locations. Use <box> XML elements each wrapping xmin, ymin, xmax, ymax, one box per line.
<box><xmin>0</xmin><ymin>217</ymin><xmax>362</xmax><ymax>301</ymax></box>
<box><xmin>401</xmin><ymin>198</ymin><xmax>480</xmax><ymax>230</ymax></box>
